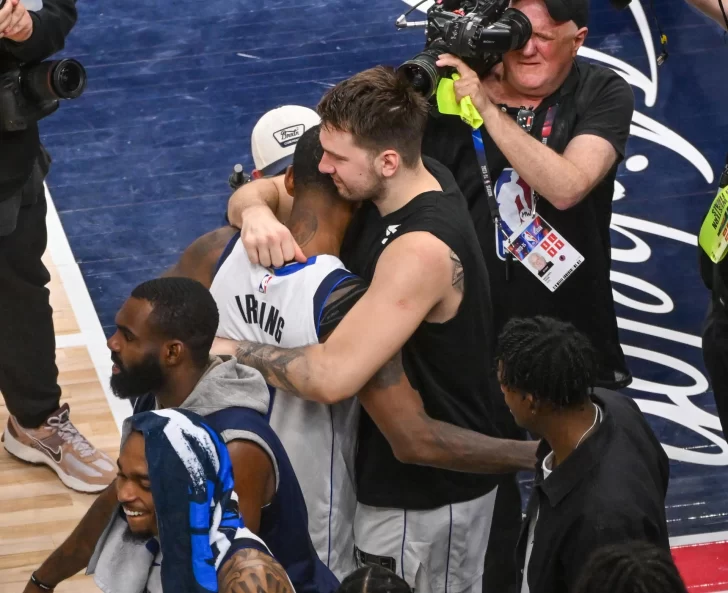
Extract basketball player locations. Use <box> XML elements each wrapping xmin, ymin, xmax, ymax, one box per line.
<box><xmin>86</xmin><ymin>408</ymin><xmax>293</xmax><ymax>593</ymax></box>
<box><xmin>168</xmin><ymin>126</ymin><xmax>538</xmax><ymax>581</ymax></box>
<box><xmin>167</xmin><ymin>125</ymin><xmax>366</xmax><ymax>579</ymax></box>
<box><xmin>212</xmin><ymin>67</ymin><xmax>519</xmax><ymax>593</ymax></box>
<box><xmin>24</xmin><ymin>278</ymin><xmax>338</xmax><ymax>593</ymax></box>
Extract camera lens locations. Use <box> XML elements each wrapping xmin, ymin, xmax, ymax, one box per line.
<box><xmin>51</xmin><ymin>59</ymin><xmax>87</xmax><ymax>99</ymax></box>
<box><xmin>499</xmin><ymin>8</ymin><xmax>532</xmax><ymax>51</ymax></box>
<box><xmin>399</xmin><ymin>61</ymin><xmax>438</xmax><ymax>99</ymax></box>
<box><xmin>398</xmin><ymin>45</ymin><xmax>446</xmax><ymax>99</ymax></box>
<box><xmin>21</xmin><ymin>59</ymin><xmax>87</xmax><ymax>102</ymax></box>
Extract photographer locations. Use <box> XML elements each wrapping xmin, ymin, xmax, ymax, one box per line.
<box><xmin>0</xmin><ymin>0</ymin><xmax>115</xmax><ymax>492</ymax></box>
<box><xmin>423</xmin><ymin>0</ymin><xmax>634</xmax><ymax>392</ymax></box>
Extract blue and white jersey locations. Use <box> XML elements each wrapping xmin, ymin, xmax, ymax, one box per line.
<box><xmin>210</xmin><ymin>233</ymin><xmax>360</xmax><ymax>580</ymax></box>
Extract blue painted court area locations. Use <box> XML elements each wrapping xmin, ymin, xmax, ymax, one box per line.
<box><xmin>41</xmin><ymin>0</ymin><xmax>728</xmax><ymax>537</ymax></box>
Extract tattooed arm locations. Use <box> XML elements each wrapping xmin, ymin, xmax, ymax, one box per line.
<box><xmin>215</xmin><ymin>232</ymin><xmax>458</xmax><ymax>404</ymax></box>
<box><xmin>218</xmin><ymin>548</ymin><xmax>293</xmax><ymax>593</ymax></box>
<box><xmin>359</xmin><ymin>352</ymin><xmax>539</xmax><ymax>473</ymax></box>
<box><xmin>162</xmin><ymin>226</ymin><xmax>239</xmax><ymax>288</ymax></box>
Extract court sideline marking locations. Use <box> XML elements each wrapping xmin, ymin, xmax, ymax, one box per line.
<box><xmin>45</xmin><ymin>183</ymin><xmax>133</xmax><ymax>431</ymax></box>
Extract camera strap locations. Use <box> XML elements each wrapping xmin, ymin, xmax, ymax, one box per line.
<box><xmin>471</xmin><ymin>103</ymin><xmax>559</xmax><ymax>277</ymax></box>
<box><xmin>471</xmin><ymin>103</ymin><xmax>558</xmax><ymax>225</ymax></box>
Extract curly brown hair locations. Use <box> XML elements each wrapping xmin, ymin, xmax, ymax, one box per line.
<box><xmin>317</xmin><ymin>66</ymin><xmax>430</xmax><ymax>168</ymax></box>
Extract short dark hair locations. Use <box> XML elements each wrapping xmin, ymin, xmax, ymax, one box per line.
<box><xmin>317</xmin><ymin>66</ymin><xmax>430</xmax><ymax>168</ymax></box>
<box><xmin>574</xmin><ymin>541</ymin><xmax>688</xmax><ymax>593</ymax></box>
<box><xmin>495</xmin><ymin>316</ymin><xmax>597</xmax><ymax>409</ymax></box>
<box><xmin>131</xmin><ymin>277</ymin><xmax>219</xmax><ymax>368</ymax></box>
<box><xmin>337</xmin><ymin>566</ymin><xmax>411</xmax><ymax>593</ymax></box>
<box><xmin>292</xmin><ymin>124</ymin><xmax>337</xmax><ymax>198</ymax></box>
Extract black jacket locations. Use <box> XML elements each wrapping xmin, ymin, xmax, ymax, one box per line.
<box><xmin>0</xmin><ymin>0</ymin><xmax>77</xmax><ymax>199</ymax></box>
<box><xmin>516</xmin><ymin>389</ymin><xmax>670</xmax><ymax>593</ymax></box>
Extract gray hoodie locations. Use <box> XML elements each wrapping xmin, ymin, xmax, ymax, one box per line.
<box><xmin>124</xmin><ymin>355</ymin><xmax>279</xmax><ymax>483</ymax></box>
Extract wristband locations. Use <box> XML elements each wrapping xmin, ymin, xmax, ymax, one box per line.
<box><xmin>30</xmin><ymin>573</ymin><xmax>54</xmax><ymax>591</ymax></box>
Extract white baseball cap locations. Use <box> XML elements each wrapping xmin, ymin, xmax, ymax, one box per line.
<box><xmin>251</xmin><ymin>105</ymin><xmax>321</xmax><ymax>177</ymax></box>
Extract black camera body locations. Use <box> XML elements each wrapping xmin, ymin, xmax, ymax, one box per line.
<box><xmin>397</xmin><ymin>0</ymin><xmax>532</xmax><ymax>98</ymax></box>
<box><xmin>0</xmin><ymin>58</ymin><xmax>87</xmax><ymax>132</ymax></box>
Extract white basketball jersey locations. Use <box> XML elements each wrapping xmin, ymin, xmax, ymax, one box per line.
<box><xmin>210</xmin><ymin>237</ymin><xmax>359</xmax><ymax>580</ymax></box>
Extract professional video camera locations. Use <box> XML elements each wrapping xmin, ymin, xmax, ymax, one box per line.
<box><xmin>0</xmin><ymin>58</ymin><xmax>87</xmax><ymax>132</ymax></box>
<box><xmin>396</xmin><ymin>0</ymin><xmax>532</xmax><ymax>98</ymax></box>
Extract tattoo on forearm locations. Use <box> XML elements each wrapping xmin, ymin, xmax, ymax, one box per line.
<box><xmin>371</xmin><ymin>351</ymin><xmax>405</xmax><ymax>389</ymax></box>
<box><xmin>426</xmin><ymin>415</ymin><xmax>538</xmax><ymax>472</ymax></box>
<box><xmin>235</xmin><ymin>342</ymin><xmax>308</xmax><ymax>393</ymax></box>
<box><xmin>219</xmin><ymin>548</ymin><xmax>293</xmax><ymax>593</ymax></box>
<box><xmin>450</xmin><ymin>250</ymin><xmax>464</xmax><ymax>293</ymax></box>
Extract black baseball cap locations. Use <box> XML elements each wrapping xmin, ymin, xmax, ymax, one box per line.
<box><xmin>543</xmin><ymin>0</ymin><xmax>589</xmax><ymax>28</ymax></box>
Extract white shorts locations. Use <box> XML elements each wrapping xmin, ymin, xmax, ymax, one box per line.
<box><xmin>353</xmin><ymin>487</ymin><xmax>499</xmax><ymax>593</ymax></box>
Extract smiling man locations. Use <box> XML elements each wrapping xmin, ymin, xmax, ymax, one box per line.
<box><xmin>86</xmin><ymin>408</ymin><xmax>293</xmax><ymax>593</ymax></box>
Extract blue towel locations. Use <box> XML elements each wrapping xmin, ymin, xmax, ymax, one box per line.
<box><xmin>88</xmin><ymin>408</ymin><xmax>273</xmax><ymax>593</ymax></box>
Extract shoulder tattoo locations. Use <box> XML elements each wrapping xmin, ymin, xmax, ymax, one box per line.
<box><xmin>450</xmin><ymin>250</ymin><xmax>464</xmax><ymax>293</ymax></box>
<box><xmin>218</xmin><ymin>548</ymin><xmax>293</xmax><ymax>593</ymax></box>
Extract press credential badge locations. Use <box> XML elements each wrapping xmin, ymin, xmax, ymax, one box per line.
<box><xmin>505</xmin><ymin>215</ymin><xmax>584</xmax><ymax>292</ymax></box>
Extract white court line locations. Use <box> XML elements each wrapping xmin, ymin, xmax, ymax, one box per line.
<box><xmin>671</xmin><ymin>530</ymin><xmax>728</xmax><ymax>547</ymax></box>
<box><xmin>55</xmin><ymin>332</ymin><xmax>86</xmax><ymax>349</ymax></box>
<box><xmin>44</xmin><ymin>183</ymin><xmax>131</xmax><ymax>433</ymax></box>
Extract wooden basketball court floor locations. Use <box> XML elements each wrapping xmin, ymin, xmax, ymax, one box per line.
<box><xmin>0</xmin><ymin>189</ymin><xmax>131</xmax><ymax>593</ymax></box>
<box><xmin>0</xmin><ymin>189</ymin><xmax>726</xmax><ymax>592</ymax></box>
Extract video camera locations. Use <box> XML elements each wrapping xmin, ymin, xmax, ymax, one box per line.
<box><xmin>396</xmin><ymin>0</ymin><xmax>532</xmax><ymax>98</ymax></box>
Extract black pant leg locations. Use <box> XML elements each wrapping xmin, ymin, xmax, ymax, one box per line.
<box><xmin>702</xmin><ymin>301</ymin><xmax>728</xmax><ymax>437</ymax></box>
<box><xmin>482</xmin><ymin>473</ymin><xmax>523</xmax><ymax>593</ymax></box>
<box><xmin>0</xmin><ymin>189</ymin><xmax>61</xmax><ymax>427</ymax></box>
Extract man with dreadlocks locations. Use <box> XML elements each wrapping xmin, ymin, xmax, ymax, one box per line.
<box><xmin>573</xmin><ymin>541</ymin><xmax>689</xmax><ymax>593</ymax></box>
<box><xmin>494</xmin><ymin>316</ymin><xmax>670</xmax><ymax>593</ymax></box>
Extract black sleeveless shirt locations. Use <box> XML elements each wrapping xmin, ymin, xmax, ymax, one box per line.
<box><xmin>341</xmin><ymin>156</ymin><xmax>505</xmax><ymax>509</ymax></box>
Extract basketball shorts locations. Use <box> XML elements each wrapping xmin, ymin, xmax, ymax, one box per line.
<box><xmin>353</xmin><ymin>486</ymin><xmax>499</xmax><ymax>593</ymax></box>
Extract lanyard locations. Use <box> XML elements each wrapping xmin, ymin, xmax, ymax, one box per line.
<box><xmin>471</xmin><ymin>104</ymin><xmax>559</xmax><ymax>238</ymax></box>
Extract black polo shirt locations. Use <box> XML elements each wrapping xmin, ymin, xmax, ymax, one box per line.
<box><xmin>516</xmin><ymin>389</ymin><xmax>670</xmax><ymax>593</ymax></box>
<box><xmin>421</xmin><ymin>59</ymin><xmax>635</xmax><ymax>385</ymax></box>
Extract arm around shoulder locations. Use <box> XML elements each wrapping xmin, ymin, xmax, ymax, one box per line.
<box><xmin>231</xmin><ymin>232</ymin><xmax>451</xmax><ymax>403</ymax></box>
<box><xmin>303</xmin><ymin>231</ymin><xmax>452</xmax><ymax>401</ymax></box>
<box><xmin>226</xmin><ymin>175</ymin><xmax>292</xmax><ymax>230</ymax></box>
